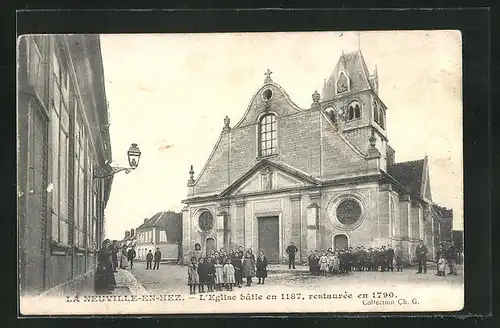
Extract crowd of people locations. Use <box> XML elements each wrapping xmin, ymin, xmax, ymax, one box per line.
<box><xmin>306</xmin><ymin>244</ymin><xmax>403</xmax><ymax>275</ymax></box>
<box><xmin>305</xmin><ymin>240</ymin><xmax>459</xmax><ymax>277</ymax></box>
<box><xmin>95</xmin><ymin>238</ymin><xmax>460</xmax><ymax>295</ymax></box>
<box><xmin>187</xmin><ymin>244</ymin><xmax>268</xmax><ymax>294</ymax></box>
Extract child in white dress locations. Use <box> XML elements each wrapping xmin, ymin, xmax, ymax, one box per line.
<box><xmin>437</xmin><ymin>255</ymin><xmax>447</xmax><ymax>276</ymax></box>
<box><xmin>319</xmin><ymin>252</ymin><xmax>329</xmax><ymax>276</ymax></box>
<box><xmin>214</xmin><ymin>258</ymin><xmax>224</xmax><ymax>291</ymax></box>
<box><xmin>223</xmin><ymin>258</ymin><xmax>235</xmax><ymax>291</ymax></box>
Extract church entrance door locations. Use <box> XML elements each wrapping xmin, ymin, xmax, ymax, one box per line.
<box><xmin>206</xmin><ymin>238</ymin><xmax>216</xmax><ymax>253</ymax></box>
<box><xmin>333</xmin><ymin>234</ymin><xmax>349</xmax><ymax>250</ymax></box>
<box><xmin>258</xmin><ymin>216</ymin><xmax>279</xmax><ymax>263</ymax></box>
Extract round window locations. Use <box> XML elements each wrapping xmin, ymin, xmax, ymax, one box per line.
<box><xmin>336</xmin><ymin>199</ymin><xmax>362</xmax><ymax>225</ymax></box>
<box><xmin>262</xmin><ymin>89</ymin><xmax>273</xmax><ymax>101</ymax></box>
<box><xmin>198</xmin><ymin>211</ymin><xmax>214</xmax><ymax>232</ymax></box>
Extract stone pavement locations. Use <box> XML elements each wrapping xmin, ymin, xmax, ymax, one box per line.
<box><xmin>125</xmin><ymin>262</ymin><xmax>463</xmax><ymax>296</ymax></box>
<box><xmin>114</xmin><ymin>268</ymin><xmax>150</xmax><ymax>295</ymax></box>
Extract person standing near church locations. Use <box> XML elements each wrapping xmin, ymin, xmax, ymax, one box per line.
<box><xmin>386</xmin><ymin>245</ymin><xmax>395</xmax><ymax>272</ymax></box>
<box><xmin>256</xmin><ymin>251</ymin><xmax>268</xmax><ymax>284</ymax></box>
<box><xmin>146</xmin><ymin>250</ymin><xmax>153</xmax><ymax>269</ymax></box>
<box><xmin>415</xmin><ymin>240</ymin><xmax>428</xmax><ymax>274</ymax></box>
<box><xmin>127</xmin><ymin>247</ymin><xmax>136</xmax><ymax>269</ymax></box>
<box><xmin>445</xmin><ymin>240</ymin><xmax>458</xmax><ymax>275</ymax></box>
<box><xmin>231</xmin><ymin>249</ymin><xmax>243</xmax><ymax>288</ymax></box>
<box><xmin>153</xmin><ymin>247</ymin><xmax>162</xmax><ymax>270</ymax></box>
<box><xmin>286</xmin><ymin>242</ymin><xmax>298</xmax><ymax>269</ymax></box>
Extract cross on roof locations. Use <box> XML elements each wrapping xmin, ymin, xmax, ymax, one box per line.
<box><xmin>264</xmin><ymin>68</ymin><xmax>273</xmax><ymax>83</ymax></box>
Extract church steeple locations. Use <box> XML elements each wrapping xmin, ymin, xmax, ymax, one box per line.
<box><xmin>320</xmin><ymin>49</ymin><xmax>388</xmax><ymax>163</ymax></box>
<box><xmin>321</xmin><ymin>50</ymin><xmax>374</xmax><ymax>101</ymax></box>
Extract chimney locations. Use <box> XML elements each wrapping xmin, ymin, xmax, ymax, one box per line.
<box><xmin>144</xmin><ymin>218</ymin><xmax>148</xmax><ymax>223</ymax></box>
<box><xmin>125</xmin><ymin>230</ymin><xmax>130</xmax><ymax>238</ymax></box>
<box><xmin>386</xmin><ymin>145</ymin><xmax>395</xmax><ymax>167</ymax></box>
<box><xmin>130</xmin><ymin>228</ymin><xmax>135</xmax><ymax>237</ymax></box>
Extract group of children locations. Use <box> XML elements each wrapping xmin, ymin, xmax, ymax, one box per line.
<box><xmin>308</xmin><ymin>245</ymin><xmax>405</xmax><ymax>276</ymax></box>
<box><xmin>187</xmin><ymin>244</ymin><xmax>269</xmax><ymax>294</ymax></box>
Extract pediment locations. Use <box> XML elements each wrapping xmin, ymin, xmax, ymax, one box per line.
<box><xmin>223</xmin><ymin>160</ymin><xmax>320</xmax><ymax>197</ymax></box>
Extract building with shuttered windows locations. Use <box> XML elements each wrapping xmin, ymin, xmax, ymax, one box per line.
<box><xmin>17</xmin><ymin>34</ymin><xmax>113</xmax><ymax>296</ymax></box>
<box><xmin>136</xmin><ymin>211</ymin><xmax>182</xmax><ymax>261</ymax></box>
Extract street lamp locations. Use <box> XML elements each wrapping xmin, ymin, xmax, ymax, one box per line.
<box><xmin>93</xmin><ymin>143</ymin><xmax>142</xmax><ymax>180</ymax></box>
<box><xmin>127</xmin><ymin>143</ymin><xmax>141</xmax><ymax>169</ymax></box>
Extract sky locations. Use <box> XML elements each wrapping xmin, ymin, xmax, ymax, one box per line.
<box><xmin>100</xmin><ymin>30</ymin><xmax>463</xmax><ymax>240</ymax></box>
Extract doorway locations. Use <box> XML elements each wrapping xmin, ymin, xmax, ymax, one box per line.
<box><xmin>258</xmin><ymin>216</ymin><xmax>279</xmax><ymax>263</ymax></box>
<box><xmin>205</xmin><ymin>237</ymin><xmax>216</xmax><ymax>253</ymax></box>
<box><xmin>333</xmin><ymin>234</ymin><xmax>349</xmax><ymax>250</ymax></box>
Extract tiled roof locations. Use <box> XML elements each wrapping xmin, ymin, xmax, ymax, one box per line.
<box><xmin>387</xmin><ymin>159</ymin><xmax>425</xmax><ymax>198</ymax></box>
<box><xmin>136</xmin><ymin>211</ymin><xmax>180</xmax><ymax>230</ymax></box>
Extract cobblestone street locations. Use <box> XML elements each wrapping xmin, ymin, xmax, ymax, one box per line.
<box><xmin>125</xmin><ymin>262</ymin><xmax>464</xmax><ymax>296</ymax></box>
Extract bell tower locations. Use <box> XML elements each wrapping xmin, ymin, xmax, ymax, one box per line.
<box><xmin>320</xmin><ymin>49</ymin><xmax>390</xmax><ymax>170</ymax></box>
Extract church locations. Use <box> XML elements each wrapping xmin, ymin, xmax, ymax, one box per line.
<box><xmin>181</xmin><ymin>50</ymin><xmax>452</xmax><ymax>264</ymax></box>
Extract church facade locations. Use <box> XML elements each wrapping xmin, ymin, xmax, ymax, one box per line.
<box><xmin>181</xmin><ymin>50</ymin><xmax>452</xmax><ymax>264</ymax></box>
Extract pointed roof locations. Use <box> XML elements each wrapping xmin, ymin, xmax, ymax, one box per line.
<box><xmin>387</xmin><ymin>159</ymin><xmax>425</xmax><ymax>199</ymax></box>
<box><xmin>219</xmin><ymin>158</ymin><xmax>321</xmax><ymax>197</ymax></box>
<box><xmin>322</xmin><ymin>50</ymin><xmax>374</xmax><ymax>101</ymax></box>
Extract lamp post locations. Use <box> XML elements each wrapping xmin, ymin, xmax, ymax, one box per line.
<box><xmin>93</xmin><ymin>143</ymin><xmax>142</xmax><ymax>180</ymax></box>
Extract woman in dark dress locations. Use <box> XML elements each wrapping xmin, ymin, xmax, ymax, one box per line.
<box><xmin>95</xmin><ymin>239</ymin><xmax>115</xmax><ymax>294</ymax></box>
<box><xmin>231</xmin><ymin>251</ymin><xmax>243</xmax><ymax>288</ymax></box>
<box><xmin>256</xmin><ymin>251</ymin><xmax>268</xmax><ymax>284</ymax></box>
<box><xmin>242</xmin><ymin>252</ymin><xmax>256</xmax><ymax>286</ymax></box>
<box><xmin>197</xmin><ymin>257</ymin><xmax>209</xmax><ymax>293</ymax></box>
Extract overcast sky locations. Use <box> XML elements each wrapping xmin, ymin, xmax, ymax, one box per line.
<box><xmin>100</xmin><ymin>30</ymin><xmax>463</xmax><ymax>240</ymax></box>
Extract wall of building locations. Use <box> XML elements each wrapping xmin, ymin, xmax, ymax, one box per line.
<box><xmin>18</xmin><ymin>35</ymin><xmax>111</xmax><ymax>297</ymax></box>
<box><xmin>190</xmin><ymin>82</ymin><xmax>383</xmax><ymax>200</ymax></box>
<box><xmin>183</xmin><ymin>179</ymin><xmax>415</xmax><ymax>264</ymax></box>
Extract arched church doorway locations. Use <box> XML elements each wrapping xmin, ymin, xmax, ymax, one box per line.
<box><xmin>206</xmin><ymin>238</ymin><xmax>216</xmax><ymax>253</ymax></box>
<box><xmin>333</xmin><ymin>234</ymin><xmax>349</xmax><ymax>250</ymax></box>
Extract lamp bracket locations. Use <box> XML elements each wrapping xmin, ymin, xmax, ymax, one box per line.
<box><xmin>93</xmin><ymin>165</ymin><xmax>135</xmax><ymax>180</ymax></box>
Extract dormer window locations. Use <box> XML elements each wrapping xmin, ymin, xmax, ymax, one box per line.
<box><xmin>336</xmin><ymin>73</ymin><xmax>349</xmax><ymax>94</ymax></box>
<box><xmin>324</xmin><ymin>106</ymin><xmax>336</xmax><ymax>123</ymax></box>
<box><xmin>346</xmin><ymin>101</ymin><xmax>362</xmax><ymax>121</ymax></box>
<box><xmin>259</xmin><ymin>113</ymin><xmax>277</xmax><ymax>156</ymax></box>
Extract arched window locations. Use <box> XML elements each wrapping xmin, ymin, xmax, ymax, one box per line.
<box><xmin>373</xmin><ymin>101</ymin><xmax>380</xmax><ymax>124</ymax></box>
<box><xmin>259</xmin><ymin>113</ymin><xmax>277</xmax><ymax>156</ymax></box>
<box><xmin>346</xmin><ymin>101</ymin><xmax>362</xmax><ymax>121</ymax></box>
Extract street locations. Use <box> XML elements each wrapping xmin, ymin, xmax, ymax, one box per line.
<box><xmin>120</xmin><ymin>262</ymin><xmax>464</xmax><ymax>313</ymax></box>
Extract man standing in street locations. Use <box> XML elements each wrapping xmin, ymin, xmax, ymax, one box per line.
<box><xmin>415</xmin><ymin>240</ymin><xmax>428</xmax><ymax>274</ymax></box>
<box><xmin>146</xmin><ymin>250</ymin><xmax>153</xmax><ymax>269</ymax></box>
<box><xmin>153</xmin><ymin>247</ymin><xmax>162</xmax><ymax>270</ymax></box>
<box><xmin>127</xmin><ymin>247</ymin><xmax>137</xmax><ymax>269</ymax></box>
<box><xmin>445</xmin><ymin>240</ymin><xmax>458</xmax><ymax>275</ymax></box>
<box><xmin>386</xmin><ymin>245</ymin><xmax>395</xmax><ymax>272</ymax></box>
<box><xmin>379</xmin><ymin>246</ymin><xmax>387</xmax><ymax>272</ymax></box>
<box><xmin>286</xmin><ymin>242</ymin><xmax>298</xmax><ymax>269</ymax></box>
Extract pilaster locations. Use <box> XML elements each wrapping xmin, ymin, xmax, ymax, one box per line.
<box><xmin>235</xmin><ymin>199</ymin><xmax>246</xmax><ymax>249</ymax></box>
<box><xmin>290</xmin><ymin>194</ymin><xmax>302</xmax><ymax>260</ymax></box>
